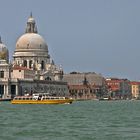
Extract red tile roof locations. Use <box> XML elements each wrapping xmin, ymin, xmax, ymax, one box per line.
<box><xmin>130</xmin><ymin>81</ymin><xmax>140</xmax><ymax>85</ymax></box>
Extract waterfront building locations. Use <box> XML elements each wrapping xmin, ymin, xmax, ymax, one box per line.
<box><xmin>106</xmin><ymin>78</ymin><xmax>131</xmax><ymax>99</ymax></box>
<box><xmin>0</xmin><ymin>14</ymin><xmax>69</xmax><ymax>99</ymax></box>
<box><xmin>120</xmin><ymin>79</ymin><xmax>131</xmax><ymax>99</ymax></box>
<box><xmin>130</xmin><ymin>81</ymin><xmax>140</xmax><ymax>99</ymax></box>
<box><xmin>68</xmin><ymin>84</ymin><xmax>101</xmax><ymax>99</ymax></box>
<box><xmin>106</xmin><ymin>78</ymin><xmax>122</xmax><ymax>97</ymax></box>
<box><xmin>63</xmin><ymin>72</ymin><xmax>107</xmax><ymax>99</ymax></box>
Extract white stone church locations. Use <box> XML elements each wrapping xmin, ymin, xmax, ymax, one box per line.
<box><xmin>0</xmin><ymin>14</ymin><xmax>68</xmax><ymax>99</ymax></box>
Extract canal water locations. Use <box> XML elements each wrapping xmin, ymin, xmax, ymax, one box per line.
<box><xmin>0</xmin><ymin>100</ymin><xmax>140</xmax><ymax>140</ymax></box>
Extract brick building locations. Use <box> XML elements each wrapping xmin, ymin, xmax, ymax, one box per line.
<box><xmin>106</xmin><ymin>78</ymin><xmax>131</xmax><ymax>99</ymax></box>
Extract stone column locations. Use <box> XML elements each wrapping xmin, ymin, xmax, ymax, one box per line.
<box><xmin>27</xmin><ymin>60</ymin><xmax>29</xmax><ymax>69</ymax></box>
<box><xmin>3</xmin><ymin>85</ymin><xmax>6</xmax><ymax>98</ymax></box>
<box><xmin>16</xmin><ymin>85</ymin><xmax>19</xmax><ymax>95</ymax></box>
<box><xmin>5</xmin><ymin>85</ymin><xmax>7</xmax><ymax>95</ymax></box>
<box><xmin>6</xmin><ymin>84</ymin><xmax>9</xmax><ymax>97</ymax></box>
<box><xmin>3</xmin><ymin>85</ymin><xmax>8</xmax><ymax>98</ymax></box>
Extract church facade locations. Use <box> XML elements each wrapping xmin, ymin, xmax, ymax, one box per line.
<box><xmin>0</xmin><ymin>14</ymin><xmax>69</xmax><ymax>99</ymax></box>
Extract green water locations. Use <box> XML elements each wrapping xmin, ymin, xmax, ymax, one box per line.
<box><xmin>0</xmin><ymin>100</ymin><xmax>140</xmax><ymax>140</ymax></box>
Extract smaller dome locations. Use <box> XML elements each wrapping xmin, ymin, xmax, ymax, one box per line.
<box><xmin>0</xmin><ymin>37</ymin><xmax>7</xmax><ymax>50</ymax></box>
<box><xmin>0</xmin><ymin>43</ymin><xmax>7</xmax><ymax>51</ymax></box>
<box><xmin>0</xmin><ymin>37</ymin><xmax>9</xmax><ymax>61</ymax></box>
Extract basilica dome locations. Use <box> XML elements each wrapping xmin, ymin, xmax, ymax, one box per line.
<box><xmin>13</xmin><ymin>14</ymin><xmax>49</xmax><ymax>57</ymax></box>
<box><xmin>12</xmin><ymin>14</ymin><xmax>63</xmax><ymax>82</ymax></box>
<box><xmin>15</xmin><ymin>33</ymin><xmax>48</xmax><ymax>52</ymax></box>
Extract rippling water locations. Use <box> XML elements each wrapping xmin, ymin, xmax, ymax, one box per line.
<box><xmin>1</xmin><ymin>100</ymin><xmax>140</xmax><ymax>140</ymax></box>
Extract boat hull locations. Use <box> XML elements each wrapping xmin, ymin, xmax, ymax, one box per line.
<box><xmin>0</xmin><ymin>98</ymin><xmax>12</xmax><ymax>101</ymax></box>
<box><xmin>11</xmin><ymin>99</ymin><xmax>73</xmax><ymax>104</ymax></box>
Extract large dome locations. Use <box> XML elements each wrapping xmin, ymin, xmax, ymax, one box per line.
<box><xmin>15</xmin><ymin>33</ymin><xmax>48</xmax><ymax>52</ymax></box>
<box><xmin>13</xmin><ymin>14</ymin><xmax>50</xmax><ymax>63</ymax></box>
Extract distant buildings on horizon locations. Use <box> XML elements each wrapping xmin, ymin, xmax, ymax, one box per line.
<box><xmin>64</xmin><ymin>71</ymin><xmax>140</xmax><ymax>100</ymax></box>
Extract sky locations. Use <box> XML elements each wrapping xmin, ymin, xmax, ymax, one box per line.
<box><xmin>0</xmin><ymin>0</ymin><xmax>140</xmax><ymax>80</ymax></box>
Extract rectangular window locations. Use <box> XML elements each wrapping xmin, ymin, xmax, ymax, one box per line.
<box><xmin>0</xmin><ymin>71</ymin><xmax>4</xmax><ymax>78</ymax></box>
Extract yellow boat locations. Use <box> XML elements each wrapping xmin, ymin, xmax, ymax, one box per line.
<box><xmin>11</xmin><ymin>93</ymin><xmax>74</xmax><ymax>104</ymax></box>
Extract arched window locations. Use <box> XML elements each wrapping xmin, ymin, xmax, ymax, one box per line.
<box><xmin>29</xmin><ymin>60</ymin><xmax>32</xmax><ymax>68</ymax></box>
<box><xmin>23</xmin><ymin>60</ymin><xmax>27</xmax><ymax>67</ymax></box>
<box><xmin>45</xmin><ymin>77</ymin><xmax>51</xmax><ymax>81</ymax></box>
<box><xmin>41</xmin><ymin>60</ymin><xmax>44</xmax><ymax>70</ymax></box>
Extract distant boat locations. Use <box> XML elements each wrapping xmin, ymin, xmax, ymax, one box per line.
<box><xmin>11</xmin><ymin>93</ymin><xmax>74</xmax><ymax>104</ymax></box>
<box><xmin>99</xmin><ymin>97</ymin><xmax>110</xmax><ymax>101</ymax></box>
